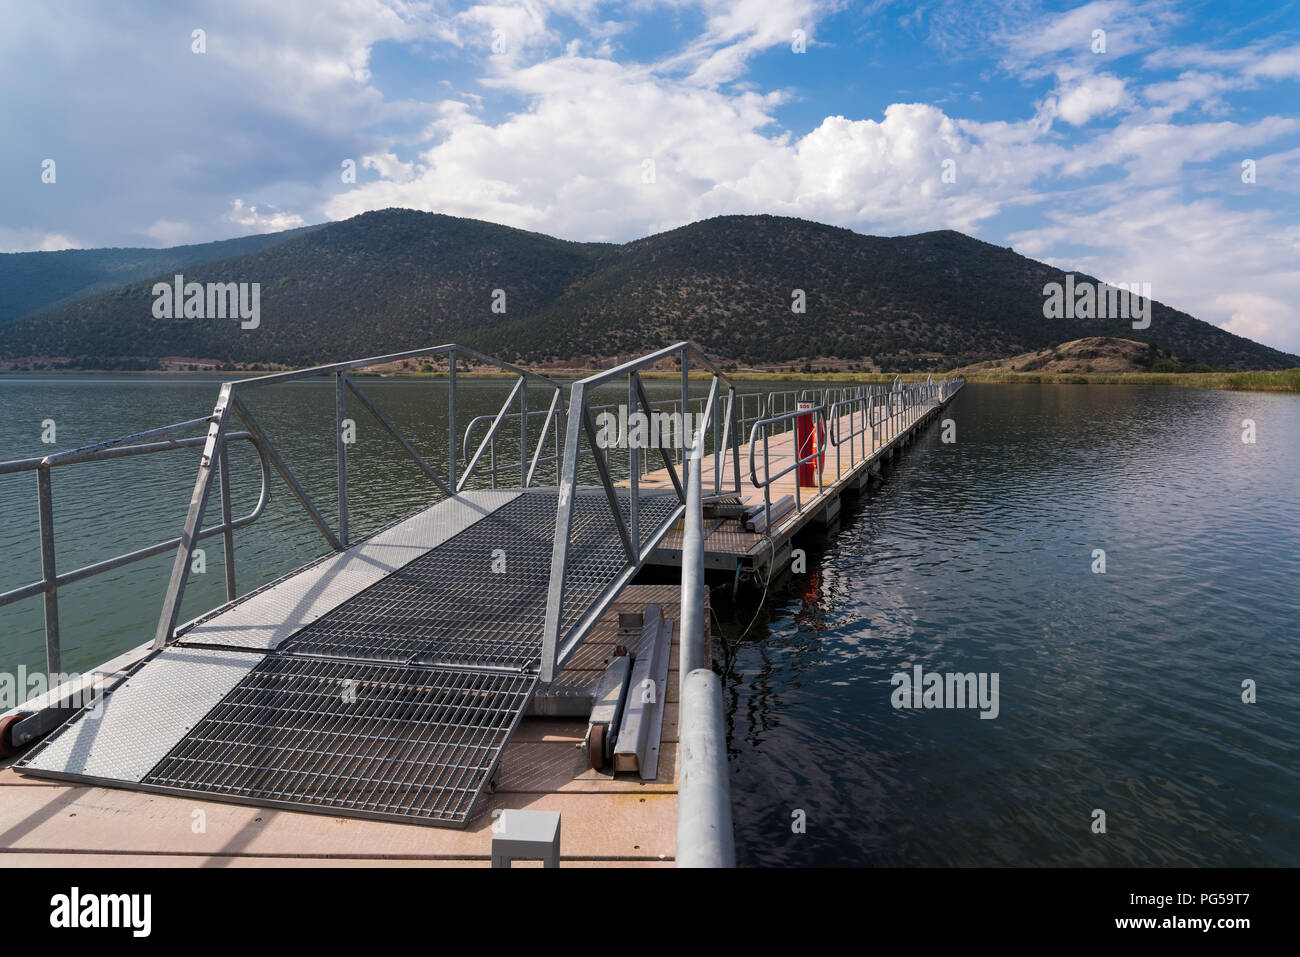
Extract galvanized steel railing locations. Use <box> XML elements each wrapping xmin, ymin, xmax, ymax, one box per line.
<box><xmin>676</xmin><ymin>418</ymin><xmax>735</xmax><ymax>868</ymax></box>
<box><xmin>0</xmin><ymin>345</ymin><xmax>566</xmax><ymax>682</ymax></box>
<box><xmin>149</xmin><ymin>344</ymin><xmax>563</xmax><ymax>648</ymax></box>
<box><xmin>2</xmin><ymin>338</ymin><xmax>963</xmax><ymax>694</ymax></box>
<box><xmin>746</xmin><ymin>405</ymin><xmax>828</xmax><ymax>534</ymax></box>
<box><xmin>827</xmin><ymin>393</ymin><xmax>878</xmax><ymax>474</ymax></box>
<box><xmin>539</xmin><ymin>342</ymin><xmax>742</xmax><ymax>683</ymax></box>
<box><xmin>745</xmin><ymin>374</ymin><xmax>965</xmax><ymax>538</ymax></box>
<box><xmin>0</xmin><ymin>423</ymin><xmax>272</xmax><ymax>677</ymax></box>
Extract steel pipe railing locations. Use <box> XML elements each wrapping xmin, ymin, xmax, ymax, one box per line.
<box><xmin>539</xmin><ymin>342</ymin><xmax>743</xmax><ymax>684</ymax></box>
<box><xmin>0</xmin><ymin>427</ymin><xmax>271</xmax><ymax>678</ymax></box>
<box><xmin>745</xmin><ymin>404</ymin><xmax>828</xmax><ymax>536</ymax></box>
<box><xmin>676</xmin><ymin>421</ymin><xmax>735</xmax><ymax>868</ymax></box>
<box><xmin>145</xmin><ymin>345</ymin><xmax>564</xmax><ymax>648</ymax></box>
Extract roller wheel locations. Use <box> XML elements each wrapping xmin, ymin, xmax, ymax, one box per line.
<box><xmin>587</xmin><ymin>724</ymin><xmax>606</xmax><ymax>771</ymax></box>
<box><xmin>0</xmin><ymin>713</ymin><xmax>26</xmax><ymax>758</ymax></box>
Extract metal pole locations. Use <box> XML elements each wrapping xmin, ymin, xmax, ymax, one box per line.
<box><xmin>680</xmin><ymin>349</ymin><xmax>689</xmax><ymax>476</ymax></box>
<box><xmin>153</xmin><ymin>384</ymin><xmax>235</xmax><ymax>647</ymax></box>
<box><xmin>763</xmin><ymin>425</ymin><xmax>772</xmax><ymax>530</ymax></box>
<box><xmin>629</xmin><ymin>373</ymin><xmax>639</xmax><ymax>551</ymax></box>
<box><xmin>540</xmin><ymin>382</ymin><xmax>585</xmax><ymax>684</ymax></box>
<box><xmin>36</xmin><ymin>465</ymin><xmax>60</xmax><ymax>678</ymax></box>
<box><xmin>677</xmin><ymin>670</ymin><xmax>736</xmax><ymax>867</ymax></box>
<box><xmin>336</xmin><ymin>372</ymin><xmax>349</xmax><ymax>548</ymax></box>
<box><xmin>218</xmin><ymin>439</ymin><xmax>236</xmax><ymax>602</ymax></box>
<box><xmin>677</xmin><ymin>419</ymin><xmax>735</xmax><ymax>867</ymax></box>
<box><xmin>680</xmin><ymin>426</ymin><xmax>706</xmax><ymax>677</ymax></box>
<box><xmin>520</xmin><ymin>378</ymin><xmax>528</xmax><ymax>489</ymax></box>
<box><xmin>448</xmin><ymin>351</ymin><xmax>457</xmax><ymax>491</ymax></box>
<box><xmin>712</xmin><ymin>380</ymin><xmax>720</xmax><ymax>496</ymax></box>
<box><xmin>730</xmin><ymin>387</ymin><xmax>741</xmax><ymax>494</ymax></box>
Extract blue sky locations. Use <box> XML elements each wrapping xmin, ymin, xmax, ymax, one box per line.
<box><xmin>3</xmin><ymin>0</ymin><xmax>1299</xmax><ymax>351</ymax></box>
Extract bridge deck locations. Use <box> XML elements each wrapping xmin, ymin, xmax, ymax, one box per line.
<box><xmin>15</xmin><ymin>488</ymin><xmax>680</xmax><ymax>829</ymax></box>
<box><xmin>0</xmin><ymin>586</ymin><xmax>684</xmax><ymax>866</ymax></box>
<box><xmin>642</xmin><ymin>394</ymin><xmax>953</xmax><ymax>572</ymax></box>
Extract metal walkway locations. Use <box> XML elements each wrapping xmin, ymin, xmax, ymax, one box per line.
<box><xmin>18</xmin><ymin>487</ymin><xmax>680</xmax><ymax>825</ymax></box>
<box><xmin>8</xmin><ymin>341</ymin><xmax>960</xmax><ymax>828</ymax></box>
<box><xmin>11</xmin><ymin>343</ymin><xmax>732</xmax><ymax>828</ymax></box>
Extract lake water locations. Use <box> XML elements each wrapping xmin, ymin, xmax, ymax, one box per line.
<box><xmin>716</xmin><ymin>382</ymin><xmax>1300</xmax><ymax>866</ymax></box>
<box><xmin>1</xmin><ymin>376</ymin><xmax>1296</xmax><ymax>866</ymax></box>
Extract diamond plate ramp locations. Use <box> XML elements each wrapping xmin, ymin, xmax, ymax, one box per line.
<box><xmin>18</xmin><ymin>647</ymin><xmax>262</xmax><ymax>782</ymax></box>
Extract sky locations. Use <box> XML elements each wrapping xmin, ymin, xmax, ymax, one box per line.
<box><xmin>3</xmin><ymin>0</ymin><xmax>1299</xmax><ymax>352</ymax></box>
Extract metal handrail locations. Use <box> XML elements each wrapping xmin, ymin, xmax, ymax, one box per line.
<box><xmin>151</xmin><ymin>344</ymin><xmax>564</xmax><ymax>648</ymax></box>
<box><xmin>676</xmin><ymin>421</ymin><xmax>735</xmax><ymax>868</ymax></box>
<box><xmin>827</xmin><ymin>393</ymin><xmax>878</xmax><ymax>475</ymax></box>
<box><xmin>745</xmin><ymin>404</ymin><xmax>827</xmax><ymax>536</ymax></box>
<box><xmin>462</xmin><ymin>407</ymin><xmax>564</xmax><ymax>489</ymax></box>
<box><xmin>733</xmin><ymin>391</ymin><xmax>767</xmax><ymax>443</ymax></box>
<box><xmin>539</xmin><ymin>341</ymin><xmax>743</xmax><ymax>683</ymax></box>
<box><xmin>461</xmin><ymin>393</ymin><xmax>720</xmax><ymax>489</ymax></box>
<box><xmin>0</xmin><ymin>426</ymin><xmax>271</xmax><ymax>677</ymax></box>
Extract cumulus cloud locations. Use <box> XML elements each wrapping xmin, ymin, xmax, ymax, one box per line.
<box><xmin>225</xmin><ymin>199</ymin><xmax>307</xmax><ymax>232</ymax></box>
<box><xmin>1048</xmin><ymin>72</ymin><xmax>1131</xmax><ymax>125</ymax></box>
<box><xmin>1218</xmin><ymin>292</ymin><xmax>1300</xmax><ymax>354</ymax></box>
<box><xmin>324</xmin><ymin>48</ymin><xmax>1076</xmax><ymax>242</ymax></box>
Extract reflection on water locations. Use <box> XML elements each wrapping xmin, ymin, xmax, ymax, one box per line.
<box><xmin>718</xmin><ymin>383</ymin><xmax>1300</xmax><ymax>866</ymax></box>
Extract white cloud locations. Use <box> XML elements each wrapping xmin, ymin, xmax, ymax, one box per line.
<box><xmin>225</xmin><ymin>199</ymin><xmax>306</xmax><ymax>232</ymax></box>
<box><xmin>1009</xmin><ymin>190</ymin><xmax>1300</xmax><ymax>355</ymax></box>
<box><xmin>998</xmin><ymin>0</ymin><xmax>1176</xmax><ymax>76</ymax></box>
<box><xmin>656</xmin><ymin>0</ymin><xmax>824</xmax><ymax>86</ymax></box>
<box><xmin>1144</xmin><ymin>41</ymin><xmax>1300</xmax><ymax>80</ymax></box>
<box><xmin>0</xmin><ymin>230</ymin><xmax>81</xmax><ymax>253</ymax></box>
<box><xmin>1218</xmin><ymin>292</ymin><xmax>1300</xmax><ymax>355</ymax></box>
<box><xmin>1049</xmin><ymin>72</ymin><xmax>1131</xmax><ymax>125</ymax></box>
<box><xmin>324</xmin><ymin>55</ymin><xmax>1059</xmax><ymax>241</ymax></box>
<box><xmin>362</xmin><ymin>152</ymin><xmax>418</xmax><ymax>183</ymax></box>
<box><xmin>1140</xmin><ymin>70</ymin><xmax>1244</xmax><ymax>120</ymax></box>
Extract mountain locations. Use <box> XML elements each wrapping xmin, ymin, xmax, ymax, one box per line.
<box><xmin>1</xmin><ymin>210</ymin><xmax>1294</xmax><ymax>372</ymax></box>
<box><xmin>0</xmin><ymin>225</ymin><xmax>322</xmax><ymax>325</ymax></box>
<box><xmin>474</xmin><ymin>217</ymin><xmax>1297</xmax><ymax>371</ymax></box>
<box><xmin>0</xmin><ymin>211</ymin><xmax>603</xmax><ymax>368</ymax></box>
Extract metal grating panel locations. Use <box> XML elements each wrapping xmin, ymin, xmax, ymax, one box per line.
<box><xmin>558</xmin><ymin>488</ymin><xmax>682</xmax><ymax>642</ymax></box>
<box><xmin>277</xmin><ymin>488</ymin><xmax>681</xmax><ymax>669</ymax></box>
<box><xmin>140</xmin><ymin>656</ymin><xmax>536</xmax><ymax>826</ymax></box>
<box><xmin>180</xmin><ymin>490</ymin><xmax>523</xmax><ymax>650</ymax></box>
<box><xmin>18</xmin><ymin>487</ymin><xmax>678</xmax><ymax>828</ymax></box>
<box><xmin>18</xmin><ymin>647</ymin><xmax>261</xmax><ymax>783</ymax></box>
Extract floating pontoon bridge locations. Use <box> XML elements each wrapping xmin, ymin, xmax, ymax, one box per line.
<box><xmin>3</xmin><ymin>343</ymin><xmax>961</xmax><ymax>835</ymax></box>
<box><xmin>9</xmin><ymin>344</ymin><xmax>740</xmax><ymax>826</ymax></box>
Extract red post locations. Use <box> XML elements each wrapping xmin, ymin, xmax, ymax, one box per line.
<box><xmin>796</xmin><ymin>401</ymin><xmax>824</xmax><ymax>486</ymax></box>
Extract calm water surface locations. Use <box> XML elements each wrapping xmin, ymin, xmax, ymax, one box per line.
<box><xmin>1</xmin><ymin>376</ymin><xmax>1296</xmax><ymax>866</ymax></box>
<box><xmin>717</xmin><ymin>383</ymin><xmax>1300</xmax><ymax>866</ymax></box>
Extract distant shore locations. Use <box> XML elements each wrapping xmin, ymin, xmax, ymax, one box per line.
<box><xmin>3</xmin><ymin>366</ymin><xmax>1297</xmax><ymax>393</ymax></box>
<box><xmin>653</xmin><ymin>369</ymin><xmax>1300</xmax><ymax>393</ymax></box>
<box><xmin>948</xmin><ymin>369</ymin><xmax>1300</xmax><ymax>393</ymax></box>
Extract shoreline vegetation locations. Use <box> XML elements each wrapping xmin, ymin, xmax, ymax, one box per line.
<box><xmin>2</xmin><ymin>367</ymin><xmax>1297</xmax><ymax>392</ymax></box>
